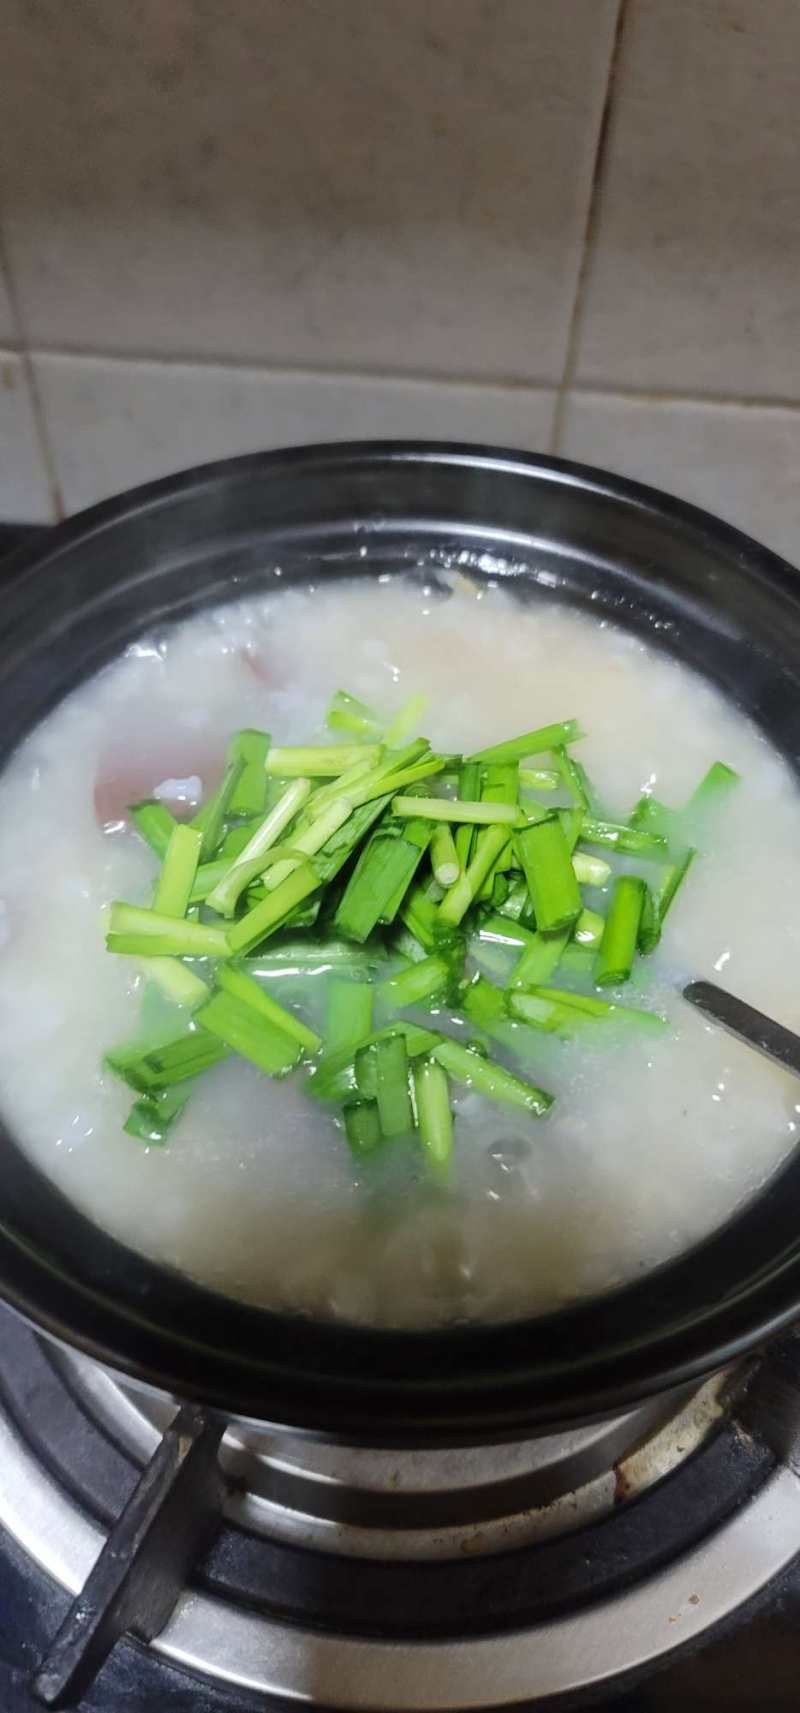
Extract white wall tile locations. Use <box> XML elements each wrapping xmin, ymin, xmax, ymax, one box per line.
<box><xmin>34</xmin><ymin>352</ymin><xmax>556</xmax><ymax>514</ymax></box>
<box><xmin>561</xmin><ymin>389</ymin><xmax>800</xmax><ymax>567</ymax></box>
<box><xmin>576</xmin><ymin>0</ymin><xmax>800</xmax><ymax>398</ymax></box>
<box><xmin>0</xmin><ymin>352</ymin><xmax>53</xmax><ymax>521</ymax></box>
<box><xmin>2</xmin><ymin>0</ymin><xmax>617</xmax><ymax>383</ymax></box>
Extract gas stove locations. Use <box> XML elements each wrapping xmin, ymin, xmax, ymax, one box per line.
<box><xmin>2</xmin><ymin>521</ymin><xmax>800</xmax><ymax>1711</ymax></box>
<box><xmin>0</xmin><ymin>1305</ymin><xmax>799</xmax><ymax>1711</ymax></box>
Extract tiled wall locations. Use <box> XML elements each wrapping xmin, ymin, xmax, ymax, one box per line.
<box><xmin>1</xmin><ymin>0</ymin><xmax>799</xmax><ymax>564</ymax></box>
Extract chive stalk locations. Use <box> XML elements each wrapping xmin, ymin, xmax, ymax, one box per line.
<box><xmin>551</xmin><ymin>745</ymin><xmax>594</xmax><ymax>811</ymax></box>
<box><xmin>374</xmin><ymin>1034</ymin><xmax>414</xmax><ymax>1136</ymax></box>
<box><xmin>138</xmin><ymin>957</ymin><xmax>208</xmax><ymax>1009</ymax></box>
<box><xmin>384</xmin><ymin>693</ymin><xmax>429</xmax><ymax>749</ymax></box>
<box><xmin>519</xmin><ymin>767</ymin><xmax>560</xmax><ymax>792</ymax></box>
<box><xmin>153</xmin><ymin>824</ymin><xmax>202</xmax><ymax>918</ymax></box>
<box><xmin>344</xmin><ymin>1100</ymin><xmax>383</xmax><ymax>1155</ymax></box>
<box><xmin>572</xmin><ymin>851</ymin><xmax>612</xmax><ymax>887</ymax></box>
<box><xmin>414</xmin><ymin>1059</ymin><xmax>454</xmax><ymax>1172</ymax></box>
<box><xmin>379</xmin><ymin>951</ymin><xmax>454</xmax><ymax>1009</ymax></box>
<box><xmin>265</xmin><ymin>744</ymin><xmax>382</xmax><ymax>777</ymax></box>
<box><xmin>431</xmin><ymin>823</ymin><xmax>460</xmax><ymax>888</ymax></box>
<box><xmin>216</xmin><ymin>963</ymin><xmax>320</xmax><ymax>1052</ymax></box>
<box><xmin>196</xmin><ymin>991</ymin><xmax>301</xmax><ymax>1075</ymax></box>
<box><xmin>510</xmin><ymin>927</ymin><xmax>570</xmax><ymax>989</ymax></box>
<box><xmin>392</xmin><ymin>796</ymin><xmax>520</xmax><ymax>826</ymax></box>
<box><xmin>106</xmin><ymin>903</ymin><xmax>229</xmax><ymax>959</ymax></box>
<box><xmin>106</xmin><ymin>1028</ymin><xmax>230</xmax><ymax>1092</ymax></box>
<box><xmin>431</xmin><ymin>1038</ymin><xmax>552</xmax><ymax>1117</ymax></box>
<box><xmin>437</xmin><ymin>824</ymin><xmax>511</xmax><ymax>928</ymax></box>
<box><xmin>205</xmin><ymin>778</ymin><xmax>311</xmax><ymax>916</ymax></box>
<box><xmin>515</xmin><ymin>816</ymin><xmax>581</xmax><ymax>933</ymax></box>
<box><xmin>326</xmin><ymin>690</ymin><xmax>380</xmax><ymax>738</ymax></box>
<box><xmin>533</xmin><ymin>986</ymin><xmax>666</xmax><ymax>1028</ymax></box>
<box><xmin>227</xmin><ymin>730</ymin><xmax>270</xmax><ymax>817</ymax></box>
<box><xmin>128</xmin><ymin>800</ymin><xmax>177</xmax><ymax>859</ymax></box>
<box><xmin>594</xmin><ymin>876</ymin><xmax>646</xmax><ymax>986</ymax></box>
<box><xmin>123</xmin><ymin>1087</ymin><xmax>188</xmax><ymax>1145</ymax></box>
<box><xmin>192</xmin><ymin>751</ymin><xmax>247</xmax><ymax>860</ymax></box>
<box><xmin>227</xmin><ymin>861</ymin><xmax>320</xmax><ymax>955</ymax></box>
<box><xmin>454</xmin><ymin>760</ymin><xmax>481</xmax><ymax>870</ymax></box>
<box><xmin>334</xmin><ymin>822</ymin><xmax>432</xmax><ymax>942</ymax></box>
<box><xmin>578</xmin><ymin>817</ymin><xmax>667</xmax><ymax>857</ymax></box>
<box><xmin>469</xmin><ymin>719</ymin><xmax>583</xmax><ymax>765</ymax></box>
<box><xmin>324</xmin><ymin>979</ymin><xmax>374</xmax><ymax>1052</ymax></box>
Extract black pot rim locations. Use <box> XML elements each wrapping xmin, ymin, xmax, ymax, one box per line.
<box><xmin>3</xmin><ymin>438</ymin><xmax>800</xmax><ymax>1443</ymax></box>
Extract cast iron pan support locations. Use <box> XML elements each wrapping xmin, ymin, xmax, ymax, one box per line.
<box><xmin>31</xmin><ymin>1406</ymin><xmax>226</xmax><ymax>1709</ymax></box>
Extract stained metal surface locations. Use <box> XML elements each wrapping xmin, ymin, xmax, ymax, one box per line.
<box><xmin>55</xmin><ymin>1346</ymin><xmax>723</xmax><ymax>1559</ymax></box>
<box><xmin>0</xmin><ymin>1385</ymin><xmax>797</xmax><ymax>1708</ymax></box>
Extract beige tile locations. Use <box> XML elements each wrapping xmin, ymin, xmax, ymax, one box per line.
<box><xmin>2</xmin><ymin>0</ymin><xmax>617</xmax><ymax>382</ymax></box>
<box><xmin>576</xmin><ymin>0</ymin><xmax>800</xmax><ymax>398</ymax></box>
<box><xmin>0</xmin><ymin>352</ymin><xmax>53</xmax><ymax>520</ymax></box>
<box><xmin>34</xmin><ymin>352</ymin><xmax>556</xmax><ymax>513</ymax></box>
<box><xmin>0</xmin><ymin>257</ymin><xmax>15</xmax><ymax>343</ymax></box>
<box><xmin>561</xmin><ymin>389</ymin><xmax>800</xmax><ymax>566</ymax></box>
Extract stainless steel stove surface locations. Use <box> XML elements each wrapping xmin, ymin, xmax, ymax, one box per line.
<box><xmin>1</xmin><ymin>522</ymin><xmax>800</xmax><ymax>1711</ymax></box>
<box><xmin>0</xmin><ymin>1305</ymin><xmax>798</xmax><ymax>1711</ymax></box>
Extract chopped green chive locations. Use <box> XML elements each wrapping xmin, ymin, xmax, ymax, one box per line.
<box><xmin>334</xmin><ymin>821</ymin><xmax>432</xmax><ymax>942</ymax></box>
<box><xmin>431</xmin><ymin>823</ymin><xmax>460</xmax><ymax>888</ymax></box>
<box><xmin>392</xmin><ymin>796</ymin><xmax>520</xmax><ymax>826</ymax></box>
<box><xmin>374</xmin><ymin>1033</ymin><xmax>415</xmax><ymax>1136</ymax></box>
<box><xmin>532</xmin><ymin>986</ymin><xmax>666</xmax><ymax>1029</ymax></box>
<box><xmin>551</xmin><ymin>745</ymin><xmax>595</xmax><ymax>812</ymax></box>
<box><xmin>431</xmin><ymin>1038</ymin><xmax>552</xmax><ymax>1117</ymax></box>
<box><xmin>128</xmin><ymin>799</ymin><xmax>178</xmax><ymax>860</ymax></box>
<box><xmin>519</xmin><ymin>767</ymin><xmax>560</xmax><ymax>792</ymax></box>
<box><xmin>226</xmin><ymin>729</ymin><xmax>270</xmax><ymax>817</ymax></box>
<box><xmin>379</xmin><ymin>950</ymin><xmax>457</xmax><ymax>1010</ymax></box>
<box><xmin>344</xmin><ymin>1099</ymin><xmax>383</xmax><ymax>1155</ymax></box>
<box><xmin>572</xmin><ymin>851</ymin><xmax>612</xmax><ymax>887</ymax></box>
<box><xmin>510</xmin><ymin>927</ymin><xmax>570</xmax><ymax>989</ymax></box>
<box><xmin>153</xmin><ymin>824</ymin><xmax>202</xmax><ymax>918</ymax></box>
<box><xmin>106</xmin><ymin>903</ymin><xmax>229</xmax><ymax>959</ymax></box>
<box><xmin>106</xmin><ymin>1027</ymin><xmax>230</xmax><ymax>1092</ymax></box>
<box><xmin>578</xmin><ymin>817</ymin><xmax>667</xmax><ymax>857</ymax></box>
<box><xmin>324</xmin><ymin>979</ymin><xmax>374</xmax><ymax>1052</ymax></box>
<box><xmin>573</xmin><ymin>907</ymin><xmax>605</xmax><ymax>946</ymax></box>
<box><xmin>192</xmin><ymin>751</ymin><xmax>247</xmax><ymax>860</ymax></box>
<box><xmin>265</xmin><ymin>744</ymin><xmax>382</xmax><ymax>777</ymax></box>
<box><xmin>205</xmin><ymin>778</ymin><xmax>311</xmax><ymax>916</ymax></box>
<box><xmin>227</xmin><ymin>861</ymin><xmax>320</xmax><ymax>955</ymax></box>
<box><xmin>454</xmin><ymin>760</ymin><xmax>481</xmax><ymax>870</ymax></box>
<box><xmin>216</xmin><ymin>963</ymin><xmax>320</xmax><ymax>1052</ymax></box>
<box><xmin>196</xmin><ymin>991</ymin><xmax>301</xmax><ymax>1076</ymax></box>
<box><xmin>515</xmin><ymin>816</ymin><xmax>581</xmax><ymax>934</ymax></box>
<box><xmin>106</xmin><ymin>703</ymin><xmax>724</xmax><ymax>1163</ymax></box>
<box><xmin>138</xmin><ymin>957</ymin><xmax>208</xmax><ymax>1009</ymax></box>
<box><xmin>594</xmin><ymin>876</ymin><xmax>646</xmax><ymax>987</ymax></box>
<box><xmin>469</xmin><ymin>719</ymin><xmax>583</xmax><ymax>765</ymax></box>
<box><xmin>384</xmin><ymin>693</ymin><xmax>429</xmax><ymax>749</ymax></box>
<box><xmin>437</xmin><ymin>823</ymin><xmax>512</xmax><ymax>928</ymax></box>
<box><xmin>414</xmin><ymin>1058</ymin><xmax>454</xmax><ymax>1172</ymax></box>
<box><xmin>123</xmin><ymin>1087</ymin><xmax>188</xmax><ymax>1145</ymax></box>
<box><xmin>326</xmin><ymin>690</ymin><xmax>381</xmax><ymax>738</ymax></box>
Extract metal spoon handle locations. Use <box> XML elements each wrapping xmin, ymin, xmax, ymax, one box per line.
<box><xmin>683</xmin><ymin>979</ymin><xmax>800</xmax><ymax>1081</ymax></box>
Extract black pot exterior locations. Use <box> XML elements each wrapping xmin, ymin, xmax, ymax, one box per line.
<box><xmin>2</xmin><ymin>440</ymin><xmax>800</xmax><ymax>1445</ymax></box>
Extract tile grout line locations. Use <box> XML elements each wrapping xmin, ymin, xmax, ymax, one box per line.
<box><xmin>550</xmin><ymin>0</ymin><xmax>630</xmax><ymax>457</ymax></box>
<box><xmin>0</xmin><ymin>220</ymin><xmax>64</xmax><ymax>520</ymax></box>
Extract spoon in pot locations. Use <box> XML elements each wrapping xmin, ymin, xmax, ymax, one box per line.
<box><xmin>683</xmin><ymin>980</ymin><xmax>800</xmax><ymax>1079</ymax></box>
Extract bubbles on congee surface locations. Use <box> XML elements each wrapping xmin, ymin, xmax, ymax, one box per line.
<box><xmin>0</xmin><ymin>575</ymin><xmax>798</xmax><ymax>1328</ymax></box>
